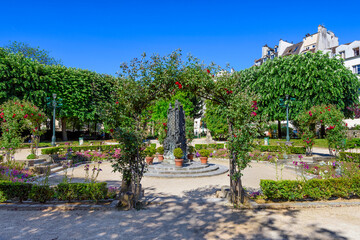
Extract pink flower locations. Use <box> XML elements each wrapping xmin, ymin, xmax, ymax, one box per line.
<box><xmin>24</xmin><ymin>114</ymin><xmax>28</xmax><ymax>118</ymax></box>
<box><xmin>251</xmin><ymin>112</ymin><xmax>257</xmax><ymax>117</ymax></box>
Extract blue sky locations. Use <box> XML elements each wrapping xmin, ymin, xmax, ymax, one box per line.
<box><xmin>1</xmin><ymin>0</ymin><xmax>359</xmax><ymax>75</ymax></box>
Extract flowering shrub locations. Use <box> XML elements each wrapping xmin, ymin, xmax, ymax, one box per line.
<box><xmin>296</xmin><ymin>104</ymin><xmax>346</xmax><ymax>156</ymax></box>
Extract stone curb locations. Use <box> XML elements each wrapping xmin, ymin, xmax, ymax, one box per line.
<box><xmin>0</xmin><ymin>200</ymin><xmax>119</xmax><ymax>211</ymax></box>
<box><xmin>245</xmin><ymin>198</ymin><xmax>360</xmax><ymax>210</ymax></box>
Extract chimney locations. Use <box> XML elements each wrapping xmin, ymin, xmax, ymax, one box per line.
<box><xmin>318</xmin><ymin>25</ymin><xmax>323</xmax><ymax>32</ymax></box>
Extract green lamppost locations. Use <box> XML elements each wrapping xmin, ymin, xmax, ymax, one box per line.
<box><xmin>51</xmin><ymin>93</ymin><xmax>57</xmax><ymax>146</ymax></box>
<box><xmin>280</xmin><ymin>95</ymin><xmax>296</xmax><ymax>143</ymax></box>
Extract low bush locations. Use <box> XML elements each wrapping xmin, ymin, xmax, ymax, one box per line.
<box><xmin>27</xmin><ymin>153</ymin><xmax>37</xmax><ymax>159</ymax></box>
<box><xmin>195</xmin><ymin>144</ymin><xmax>225</xmax><ymax>150</ymax></box>
<box><xmin>260</xmin><ymin>177</ymin><xmax>360</xmax><ymax>201</ymax></box>
<box><xmin>29</xmin><ymin>185</ymin><xmax>54</xmax><ymax>203</ymax></box>
<box><xmin>41</xmin><ymin>145</ymin><xmax>123</xmax><ymax>155</ymax></box>
<box><xmin>199</xmin><ymin>149</ymin><xmax>210</xmax><ymax>157</ymax></box>
<box><xmin>55</xmin><ymin>182</ymin><xmax>108</xmax><ymax>202</ymax></box>
<box><xmin>259</xmin><ymin>146</ymin><xmax>305</xmax><ymax>154</ymax></box>
<box><xmin>338</xmin><ymin>152</ymin><xmax>360</xmax><ymax>163</ymax></box>
<box><xmin>150</xmin><ymin>143</ymin><xmax>156</xmax><ymax>149</ymax></box>
<box><xmin>0</xmin><ymin>181</ymin><xmax>33</xmax><ymax>202</ymax></box>
<box><xmin>173</xmin><ymin>148</ymin><xmax>183</xmax><ymax>159</ymax></box>
<box><xmin>156</xmin><ymin>146</ymin><xmax>164</xmax><ymax>155</ymax></box>
<box><xmin>188</xmin><ymin>146</ymin><xmax>195</xmax><ymax>154</ymax></box>
<box><xmin>195</xmin><ymin>144</ymin><xmax>207</xmax><ymax>150</ymax></box>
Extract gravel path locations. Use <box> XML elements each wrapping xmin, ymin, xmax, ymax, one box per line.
<box><xmin>2</xmin><ymin>151</ymin><xmax>360</xmax><ymax>239</ymax></box>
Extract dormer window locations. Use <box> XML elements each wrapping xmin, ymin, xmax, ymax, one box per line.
<box><xmin>354</xmin><ymin>47</ymin><xmax>360</xmax><ymax>56</ymax></box>
<box><xmin>339</xmin><ymin>51</ymin><xmax>345</xmax><ymax>59</ymax></box>
<box><xmin>267</xmin><ymin>51</ymin><xmax>271</xmax><ymax>55</ymax></box>
<box><xmin>274</xmin><ymin>48</ymin><xmax>277</xmax><ymax>53</ymax></box>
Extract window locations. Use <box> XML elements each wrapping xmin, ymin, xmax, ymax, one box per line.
<box><xmin>339</xmin><ymin>51</ymin><xmax>345</xmax><ymax>59</ymax></box>
<box><xmin>274</xmin><ymin>48</ymin><xmax>277</xmax><ymax>53</ymax></box>
<box><xmin>313</xmin><ymin>45</ymin><xmax>316</xmax><ymax>48</ymax></box>
<box><xmin>353</xmin><ymin>65</ymin><xmax>360</xmax><ymax>74</ymax></box>
<box><xmin>267</xmin><ymin>51</ymin><xmax>271</xmax><ymax>55</ymax></box>
<box><xmin>271</xmin><ymin>55</ymin><xmax>274</xmax><ymax>59</ymax></box>
<box><xmin>263</xmin><ymin>58</ymin><xmax>267</xmax><ymax>62</ymax></box>
<box><xmin>354</xmin><ymin>47</ymin><xmax>360</xmax><ymax>56</ymax></box>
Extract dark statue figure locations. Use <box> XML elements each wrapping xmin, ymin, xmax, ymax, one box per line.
<box><xmin>163</xmin><ymin>100</ymin><xmax>187</xmax><ymax>164</ymax></box>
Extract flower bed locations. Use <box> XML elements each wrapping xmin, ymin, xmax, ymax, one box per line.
<box><xmin>338</xmin><ymin>152</ymin><xmax>360</xmax><ymax>163</ymax></box>
<box><xmin>260</xmin><ymin>178</ymin><xmax>360</xmax><ymax>201</ymax></box>
<box><xmin>0</xmin><ymin>163</ymin><xmax>34</xmax><ymax>182</ymax></box>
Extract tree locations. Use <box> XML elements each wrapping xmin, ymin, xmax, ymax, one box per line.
<box><xmin>3</xmin><ymin>41</ymin><xmax>62</xmax><ymax>65</ymax></box>
<box><xmin>203</xmin><ymin>100</ymin><xmax>228</xmax><ymax>140</ymax></box>
<box><xmin>237</xmin><ymin>52</ymin><xmax>360</xmax><ymax>138</ymax></box>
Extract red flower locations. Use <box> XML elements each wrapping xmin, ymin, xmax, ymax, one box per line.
<box><xmin>33</xmin><ymin>129</ymin><xmax>36</xmax><ymax>132</ymax></box>
<box><xmin>212</xmin><ymin>75</ymin><xmax>214</xmax><ymax>77</ymax></box>
<box><xmin>320</xmin><ymin>112</ymin><xmax>322</xmax><ymax>114</ymax></box>
<box><xmin>115</xmin><ymin>101</ymin><xmax>119</xmax><ymax>104</ymax></box>
<box><xmin>6</xmin><ymin>129</ymin><xmax>8</xmax><ymax>132</ymax></box>
<box><xmin>346</xmin><ymin>123</ymin><xmax>348</xmax><ymax>127</ymax></box>
<box><xmin>206</xmin><ymin>69</ymin><xmax>210</xmax><ymax>74</ymax></box>
<box><xmin>24</xmin><ymin>114</ymin><xmax>28</xmax><ymax>119</ymax></box>
<box><xmin>12</xmin><ymin>114</ymin><xmax>16</xmax><ymax>118</ymax></box>
<box><xmin>110</xmin><ymin>129</ymin><xmax>114</xmax><ymax>133</ymax></box>
<box><xmin>251</xmin><ymin>112</ymin><xmax>257</xmax><ymax>117</ymax></box>
<box><xmin>162</xmin><ymin>123</ymin><xmax>167</xmax><ymax>126</ymax></box>
<box><xmin>175</xmin><ymin>81</ymin><xmax>179</xmax><ymax>85</ymax></box>
<box><xmin>328</xmin><ymin>109</ymin><xmax>330</xmax><ymax>111</ymax></box>
<box><xmin>31</xmin><ymin>113</ymin><xmax>34</xmax><ymax>116</ymax></box>
<box><xmin>35</xmin><ymin>127</ymin><xmax>38</xmax><ymax>130</ymax></box>
<box><xmin>178</xmin><ymin>84</ymin><xmax>182</xmax><ymax>89</ymax></box>
<box><xmin>234</xmin><ymin>134</ymin><xmax>237</xmax><ymax>138</ymax></box>
<box><xmin>38</xmin><ymin>114</ymin><xmax>41</xmax><ymax>116</ymax></box>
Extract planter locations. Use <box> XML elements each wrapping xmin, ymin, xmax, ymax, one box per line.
<box><xmin>187</xmin><ymin>154</ymin><xmax>194</xmax><ymax>161</ymax></box>
<box><xmin>175</xmin><ymin>159</ymin><xmax>183</xmax><ymax>167</ymax></box>
<box><xmin>145</xmin><ymin>157</ymin><xmax>154</xmax><ymax>165</ymax></box>
<box><xmin>200</xmin><ymin>157</ymin><xmax>208</xmax><ymax>165</ymax></box>
<box><xmin>157</xmin><ymin>155</ymin><xmax>164</xmax><ymax>162</ymax></box>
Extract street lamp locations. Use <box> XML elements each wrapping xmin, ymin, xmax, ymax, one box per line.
<box><xmin>51</xmin><ymin>93</ymin><xmax>57</xmax><ymax>146</ymax></box>
<box><xmin>280</xmin><ymin>95</ymin><xmax>296</xmax><ymax>143</ymax></box>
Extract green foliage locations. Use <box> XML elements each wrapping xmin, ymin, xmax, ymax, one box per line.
<box><xmin>199</xmin><ymin>149</ymin><xmax>210</xmax><ymax>157</ymax></box>
<box><xmin>244</xmin><ymin>52</ymin><xmax>360</xmax><ymax>121</ymax></box>
<box><xmin>173</xmin><ymin>148</ymin><xmax>183</xmax><ymax>159</ymax></box>
<box><xmin>0</xmin><ymin>100</ymin><xmax>47</xmax><ymax>159</ymax></box>
<box><xmin>27</xmin><ymin>154</ymin><xmax>37</xmax><ymax>160</ymax></box>
<box><xmin>188</xmin><ymin>146</ymin><xmax>195</xmax><ymax>154</ymax></box>
<box><xmin>41</xmin><ymin>145</ymin><xmax>122</xmax><ymax>155</ymax></box>
<box><xmin>156</xmin><ymin>146</ymin><xmax>164</xmax><ymax>155</ymax></box>
<box><xmin>150</xmin><ymin>143</ymin><xmax>156</xmax><ymax>149</ymax></box>
<box><xmin>55</xmin><ymin>182</ymin><xmax>107</xmax><ymax>202</ymax></box>
<box><xmin>3</xmin><ymin>41</ymin><xmax>62</xmax><ymax>65</ymax></box>
<box><xmin>144</xmin><ymin>147</ymin><xmax>156</xmax><ymax>157</ymax></box>
<box><xmin>29</xmin><ymin>185</ymin><xmax>54</xmax><ymax>203</ymax></box>
<box><xmin>0</xmin><ymin>181</ymin><xmax>32</xmax><ymax>203</ymax></box>
<box><xmin>296</xmin><ymin>104</ymin><xmax>347</xmax><ymax>155</ymax></box>
<box><xmin>203</xmin><ymin>100</ymin><xmax>228</xmax><ymax>139</ymax></box>
<box><xmin>195</xmin><ymin>144</ymin><xmax>207</xmax><ymax>150</ymax></box>
<box><xmin>0</xmin><ymin>191</ymin><xmax>6</xmax><ymax>203</ymax></box>
<box><xmin>259</xmin><ymin>146</ymin><xmax>306</xmax><ymax>154</ymax></box>
<box><xmin>260</xmin><ymin>178</ymin><xmax>360</xmax><ymax>201</ymax></box>
<box><xmin>338</xmin><ymin>152</ymin><xmax>360</xmax><ymax>164</ymax></box>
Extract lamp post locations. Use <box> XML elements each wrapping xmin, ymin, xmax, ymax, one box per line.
<box><xmin>51</xmin><ymin>93</ymin><xmax>57</xmax><ymax>146</ymax></box>
<box><xmin>285</xmin><ymin>95</ymin><xmax>290</xmax><ymax>142</ymax></box>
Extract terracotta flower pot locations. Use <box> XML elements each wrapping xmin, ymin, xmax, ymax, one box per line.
<box><xmin>157</xmin><ymin>154</ymin><xmax>164</xmax><ymax>162</ymax></box>
<box><xmin>146</xmin><ymin>157</ymin><xmax>154</xmax><ymax>165</ymax></box>
<box><xmin>200</xmin><ymin>157</ymin><xmax>208</xmax><ymax>165</ymax></box>
<box><xmin>175</xmin><ymin>158</ymin><xmax>183</xmax><ymax>167</ymax></box>
<box><xmin>187</xmin><ymin>154</ymin><xmax>194</xmax><ymax>161</ymax></box>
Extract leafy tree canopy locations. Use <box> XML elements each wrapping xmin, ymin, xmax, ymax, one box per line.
<box><xmin>3</xmin><ymin>41</ymin><xmax>62</xmax><ymax>65</ymax></box>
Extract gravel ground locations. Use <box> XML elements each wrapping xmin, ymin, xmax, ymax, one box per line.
<box><xmin>2</xmin><ymin>152</ymin><xmax>360</xmax><ymax>239</ymax></box>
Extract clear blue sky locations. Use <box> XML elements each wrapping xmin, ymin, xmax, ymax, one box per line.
<box><xmin>1</xmin><ymin>0</ymin><xmax>359</xmax><ymax>75</ymax></box>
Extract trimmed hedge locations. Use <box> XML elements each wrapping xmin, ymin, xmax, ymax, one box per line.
<box><xmin>0</xmin><ymin>181</ymin><xmax>33</xmax><ymax>203</ymax></box>
<box><xmin>260</xmin><ymin>178</ymin><xmax>360</xmax><ymax>201</ymax></box>
<box><xmin>41</xmin><ymin>144</ymin><xmax>122</xmax><ymax>155</ymax></box>
<box><xmin>55</xmin><ymin>182</ymin><xmax>108</xmax><ymax>202</ymax></box>
<box><xmin>29</xmin><ymin>185</ymin><xmax>54</xmax><ymax>203</ymax></box>
<box><xmin>195</xmin><ymin>144</ymin><xmax>225</xmax><ymax>150</ymax></box>
<box><xmin>338</xmin><ymin>152</ymin><xmax>360</xmax><ymax>163</ymax></box>
<box><xmin>259</xmin><ymin>146</ymin><xmax>306</xmax><ymax>154</ymax></box>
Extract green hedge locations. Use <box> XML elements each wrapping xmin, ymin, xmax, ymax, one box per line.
<box><xmin>259</xmin><ymin>146</ymin><xmax>306</xmax><ymax>154</ymax></box>
<box><xmin>260</xmin><ymin>178</ymin><xmax>360</xmax><ymax>201</ymax></box>
<box><xmin>0</xmin><ymin>181</ymin><xmax>109</xmax><ymax>203</ymax></box>
<box><xmin>41</xmin><ymin>144</ymin><xmax>122</xmax><ymax>155</ymax></box>
<box><xmin>338</xmin><ymin>152</ymin><xmax>360</xmax><ymax>163</ymax></box>
<box><xmin>0</xmin><ymin>181</ymin><xmax>33</xmax><ymax>203</ymax></box>
<box><xmin>55</xmin><ymin>182</ymin><xmax>108</xmax><ymax>202</ymax></box>
<box><xmin>195</xmin><ymin>144</ymin><xmax>225</xmax><ymax>150</ymax></box>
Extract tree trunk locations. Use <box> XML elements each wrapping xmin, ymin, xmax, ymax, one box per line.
<box><xmin>277</xmin><ymin>120</ymin><xmax>282</xmax><ymax>139</ymax></box>
<box><xmin>61</xmin><ymin>117</ymin><xmax>68</xmax><ymax>141</ymax></box>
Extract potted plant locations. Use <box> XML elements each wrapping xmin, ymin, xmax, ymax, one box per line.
<box><xmin>187</xmin><ymin>146</ymin><xmax>195</xmax><ymax>161</ymax></box>
<box><xmin>199</xmin><ymin>149</ymin><xmax>210</xmax><ymax>165</ymax></box>
<box><xmin>144</xmin><ymin>147</ymin><xmax>156</xmax><ymax>165</ymax></box>
<box><xmin>173</xmin><ymin>148</ymin><xmax>184</xmax><ymax>167</ymax></box>
<box><xmin>156</xmin><ymin>146</ymin><xmax>164</xmax><ymax>162</ymax></box>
